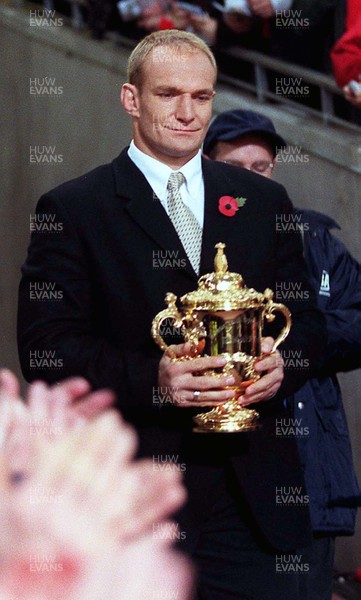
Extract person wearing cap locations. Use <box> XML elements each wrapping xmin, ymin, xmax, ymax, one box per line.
<box><xmin>203</xmin><ymin>109</ymin><xmax>287</xmax><ymax>172</ymax></box>
<box><xmin>204</xmin><ymin>109</ymin><xmax>361</xmax><ymax>599</ymax></box>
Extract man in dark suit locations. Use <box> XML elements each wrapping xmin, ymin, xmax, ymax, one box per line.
<box><xmin>18</xmin><ymin>30</ymin><xmax>326</xmax><ymax>599</ymax></box>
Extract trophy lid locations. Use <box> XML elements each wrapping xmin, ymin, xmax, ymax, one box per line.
<box><xmin>180</xmin><ymin>243</ymin><xmax>271</xmax><ymax>311</ymax></box>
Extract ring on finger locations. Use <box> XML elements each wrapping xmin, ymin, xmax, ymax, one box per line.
<box><xmin>193</xmin><ymin>390</ymin><xmax>201</xmax><ymax>401</ymax></box>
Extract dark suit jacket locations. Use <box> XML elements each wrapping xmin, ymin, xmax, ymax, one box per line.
<box><xmin>18</xmin><ymin>149</ymin><xmax>326</xmax><ymax>552</ymax></box>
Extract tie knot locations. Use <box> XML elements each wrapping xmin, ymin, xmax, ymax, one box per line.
<box><xmin>167</xmin><ymin>171</ymin><xmax>185</xmax><ymax>192</ymax></box>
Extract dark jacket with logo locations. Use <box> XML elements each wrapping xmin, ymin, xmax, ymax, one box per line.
<box><xmin>291</xmin><ymin>208</ymin><xmax>361</xmax><ymax>534</ymax></box>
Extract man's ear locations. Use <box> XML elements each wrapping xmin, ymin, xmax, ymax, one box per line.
<box><xmin>121</xmin><ymin>83</ymin><xmax>140</xmax><ymax>117</ymax></box>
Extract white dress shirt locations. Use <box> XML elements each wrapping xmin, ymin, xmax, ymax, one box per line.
<box><xmin>128</xmin><ymin>141</ymin><xmax>205</xmax><ymax>228</ymax></box>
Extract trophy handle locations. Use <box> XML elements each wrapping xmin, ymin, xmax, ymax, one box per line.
<box><xmin>151</xmin><ymin>293</ymin><xmax>185</xmax><ymax>359</ymax></box>
<box><xmin>264</xmin><ymin>291</ymin><xmax>292</xmax><ymax>352</ymax></box>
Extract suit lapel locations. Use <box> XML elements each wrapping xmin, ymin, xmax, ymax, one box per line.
<box><xmin>112</xmin><ymin>149</ymin><xmax>197</xmax><ymax>280</ymax></box>
<box><xmin>201</xmin><ymin>157</ymin><xmax>244</xmax><ymax>274</ymax></box>
<box><xmin>111</xmin><ymin>151</ymin><xmax>251</xmax><ymax>281</ymax></box>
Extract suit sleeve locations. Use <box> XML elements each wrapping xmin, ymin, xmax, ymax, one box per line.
<box><xmin>17</xmin><ymin>194</ymin><xmax>160</xmax><ymax>413</ymax></box>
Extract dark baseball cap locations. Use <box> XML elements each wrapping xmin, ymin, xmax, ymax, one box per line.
<box><xmin>203</xmin><ymin>109</ymin><xmax>287</xmax><ymax>157</ymax></box>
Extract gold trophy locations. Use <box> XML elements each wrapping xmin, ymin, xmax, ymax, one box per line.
<box><xmin>151</xmin><ymin>243</ymin><xmax>291</xmax><ymax>433</ymax></box>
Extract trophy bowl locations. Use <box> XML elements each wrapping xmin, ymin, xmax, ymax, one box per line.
<box><xmin>151</xmin><ymin>243</ymin><xmax>291</xmax><ymax>433</ymax></box>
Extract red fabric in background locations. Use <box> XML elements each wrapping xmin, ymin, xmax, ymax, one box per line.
<box><xmin>331</xmin><ymin>0</ymin><xmax>361</xmax><ymax>87</ymax></box>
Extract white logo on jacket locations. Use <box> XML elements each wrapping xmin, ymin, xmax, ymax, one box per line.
<box><xmin>319</xmin><ymin>270</ymin><xmax>330</xmax><ymax>297</ymax></box>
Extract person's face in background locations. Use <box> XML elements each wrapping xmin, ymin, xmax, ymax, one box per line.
<box><xmin>121</xmin><ymin>46</ymin><xmax>216</xmax><ymax>170</ymax></box>
<box><xmin>210</xmin><ymin>134</ymin><xmax>276</xmax><ymax>178</ymax></box>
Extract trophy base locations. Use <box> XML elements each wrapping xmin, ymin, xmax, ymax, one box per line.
<box><xmin>193</xmin><ymin>398</ymin><xmax>260</xmax><ymax>433</ymax></box>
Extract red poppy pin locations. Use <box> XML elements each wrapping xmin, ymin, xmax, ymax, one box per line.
<box><xmin>218</xmin><ymin>195</ymin><xmax>247</xmax><ymax>217</ymax></box>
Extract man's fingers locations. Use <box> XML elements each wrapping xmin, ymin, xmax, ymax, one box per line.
<box><xmin>255</xmin><ymin>352</ymin><xmax>283</xmax><ymax>373</ymax></box>
<box><xmin>52</xmin><ymin>377</ymin><xmax>91</xmax><ymax>401</ymax></box>
<box><xmin>240</xmin><ymin>383</ymin><xmax>280</xmax><ymax>406</ymax></box>
<box><xmin>26</xmin><ymin>381</ymin><xmax>50</xmax><ymax>422</ymax></box>
<box><xmin>73</xmin><ymin>389</ymin><xmax>115</xmax><ymax>419</ymax></box>
<box><xmin>0</xmin><ymin>370</ymin><xmax>20</xmax><ymax>397</ymax></box>
<box><xmin>241</xmin><ymin>368</ymin><xmax>283</xmax><ymax>406</ymax></box>
<box><xmin>260</xmin><ymin>336</ymin><xmax>275</xmax><ymax>355</ymax></box>
<box><xmin>186</xmin><ymin>354</ymin><xmax>228</xmax><ymax>373</ymax></box>
<box><xmin>33</xmin><ymin>412</ymin><xmax>118</xmax><ymax>487</ymax></box>
<box><xmin>240</xmin><ymin>340</ymin><xmax>284</xmax><ymax>406</ymax></box>
<box><xmin>168</xmin><ymin>354</ymin><xmax>228</xmax><ymax>375</ymax></box>
<box><xmin>166</xmin><ymin>342</ymin><xmax>193</xmax><ymax>358</ymax></box>
<box><xmin>173</xmin><ymin>388</ymin><xmax>235</xmax><ymax>407</ymax></box>
<box><xmin>109</xmin><ymin>462</ymin><xmax>186</xmax><ymax>541</ymax></box>
<box><xmin>185</xmin><ymin>372</ymin><xmax>235</xmax><ymax>391</ymax></box>
<box><xmin>255</xmin><ymin>339</ymin><xmax>281</xmax><ymax>373</ymax></box>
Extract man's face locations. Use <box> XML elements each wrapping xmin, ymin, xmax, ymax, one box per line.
<box><xmin>211</xmin><ymin>134</ymin><xmax>275</xmax><ymax>178</ymax></box>
<box><xmin>121</xmin><ymin>46</ymin><xmax>216</xmax><ymax>169</ymax></box>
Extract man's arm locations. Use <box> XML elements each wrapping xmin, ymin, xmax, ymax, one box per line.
<box><xmin>18</xmin><ymin>194</ymin><xmax>160</xmax><ymax>411</ymax></box>
<box><xmin>319</xmin><ymin>233</ymin><xmax>361</xmax><ymax>373</ymax></box>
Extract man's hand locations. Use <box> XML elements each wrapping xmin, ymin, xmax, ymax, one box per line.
<box><xmin>188</xmin><ymin>14</ymin><xmax>218</xmax><ymax>45</ymax></box>
<box><xmin>0</xmin><ymin>412</ymin><xmax>190</xmax><ymax>600</ymax></box>
<box><xmin>343</xmin><ymin>84</ymin><xmax>361</xmax><ymax>108</ymax></box>
<box><xmin>158</xmin><ymin>342</ymin><xmax>236</xmax><ymax>407</ymax></box>
<box><xmin>223</xmin><ymin>12</ymin><xmax>252</xmax><ymax>34</ymax></box>
<box><xmin>239</xmin><ymin>337</ymin><xmax>284</xmax><ymax>406</ymax></box>
<box><xmin>248</xmin><ymin>0</ymin><xmax>275</xmax><ymax>18</ymax></box>
<box><xmin>0</xmin><ymin>370</ymin><xmax>115</xmax><ymax>480</ymax></box>
<box><xmin>21</xmin><ymin>412</ymin><xmax>186</xmax><ymax>546</ymax></box>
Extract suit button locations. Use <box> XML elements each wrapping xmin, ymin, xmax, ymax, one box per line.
<box><xmin>298</xmin><ymin>402</ymin><xmax>304</xmax><ymax>410</ymax></box>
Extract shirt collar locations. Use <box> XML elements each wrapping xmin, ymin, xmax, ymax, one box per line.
<box><xmin>128</xmin><ymin>140</ymin><xmax>202</xmax><ymax>202</ymax></box>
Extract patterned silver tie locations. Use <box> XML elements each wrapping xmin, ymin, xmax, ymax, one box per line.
<box><xmin>167</xmin><ymin>172</ymin><xmax>202</xmax><ymax>275</ymax></box>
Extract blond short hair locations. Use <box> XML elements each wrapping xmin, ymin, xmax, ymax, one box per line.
<box><xmin>127</xmin><ymin>30</ymin><xmax>217</xmax><ymax>88</ymax></box>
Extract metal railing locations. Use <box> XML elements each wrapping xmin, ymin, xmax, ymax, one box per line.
<box><xmin>15</xmin><ymin>0</ymin><xmax>361</xmax><ymax>131</ymax></box>
<box><xmin>216</xmin><ymin>46</ymin><xmax>358</xmax><ymax>130</ymax></box>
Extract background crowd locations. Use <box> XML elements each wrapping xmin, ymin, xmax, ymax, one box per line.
<box><xmin>29</xmin><ymin>0</ymin><xmax>361</xmax><ymax>114</ymax></box>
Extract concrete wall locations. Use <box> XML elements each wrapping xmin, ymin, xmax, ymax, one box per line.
<box><xmin>1</xmin><ymin>3</ymin><xmax>361</xmax><ymax>571</ymax></box>
<box><xmin>0</xmin><ymin>4</ymin><xmax>132</xmax><ymax>376</ymax></box>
